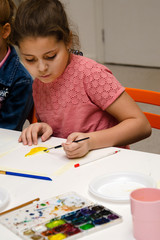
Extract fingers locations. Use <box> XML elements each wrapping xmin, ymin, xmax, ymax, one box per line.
<box><xmin>63</xmin><ymin>132</ymin><xmax>90</xmax><ymax>159</ymax></box>
<box><xmin>18</xmin><ymin>123</ymin><xmax>39</xmax><ymax>145</ymax></box>
<box><xmin>18</xmin><ymin>123</ymin><xmax>53</xmax><ymax>145</ymax></box>
<box><xmin>41</xmin><ymin>125</ymin><xmax>53</xmax><ymax>142</ymax></box>
<box><xmin>63</xmin><ymin>143</ymin><xmax>88</xmax><ymax>159</ymax></box>
<box><xmin>65</xmin><ymin>148</ymin><xmax>86</xmax><ymax>159</ymax></box>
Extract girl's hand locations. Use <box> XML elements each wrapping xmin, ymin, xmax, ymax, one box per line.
<box><xmin>62</xmin><ymin>132</ymin><xmax>91</xmax><ymax>159</ymax></box>
<box><xmin>18</xmin><ymin>122</ymin><xmax>53</xmax><ymax>145</ymax></box>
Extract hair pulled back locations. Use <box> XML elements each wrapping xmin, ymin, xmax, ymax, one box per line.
<box><xmin>13</xmin><ymin>0</ymin><xmax>79</xmax><ymax>49</ymax></box>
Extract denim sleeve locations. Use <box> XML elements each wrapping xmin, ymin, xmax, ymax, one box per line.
<box><xmin>0</xmin><ymin>78</ymin><xmax>33</xmax><ymax>131</ymax></box>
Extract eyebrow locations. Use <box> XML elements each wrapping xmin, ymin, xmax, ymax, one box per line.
<box><xmin>21</xmin><ymin>49</ymin><xmax>57</xmax><ymax>57</ymax></box>
<box><xmin>21</xmin><ymin>53</ymin><xmax>34</xmax><ymax>57</ymax></box>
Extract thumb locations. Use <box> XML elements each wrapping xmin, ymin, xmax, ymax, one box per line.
<box><xmin>66</xmin><ymin>132</ymin><xmax>79</xmax><ymax>144</ymax></box>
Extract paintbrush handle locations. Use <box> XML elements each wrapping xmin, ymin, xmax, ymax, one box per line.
<box><xmin>44</xmin><ymin>144</ymin><xmax>62</xmax><ymax>151</ymax></box>
<box><xmin>74</xmin><ymin>150</ymin><xmax>120</xmax><ymax>168</ymax></box>
<box><xmin>0</xmin><ymin>198</ymin><xmax>40</xmax><ymax>216</ymax></box>
<box><xmin>44</xmin><ymin>137</ymin><xmax>90</xmax><ymax>151</ymax></box>
<box><xmin>0</xmin><ymin>170</ymin><xmax>52</xmax><ymax>181</ymax></box>
<box><xmin>73</xmin><ymin>137</ymin><xmax>90</xmax><ymax>143</ymax></box>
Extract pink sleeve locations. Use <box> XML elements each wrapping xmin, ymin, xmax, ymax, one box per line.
<box><xmin>84</xmin><ymin>65</ymin><xmax>125</xmax><ymax>110</ymax></box>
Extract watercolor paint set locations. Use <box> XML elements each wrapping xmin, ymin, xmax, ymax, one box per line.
<box><xmin>0</xmin><ymin>192</ymin><xmax>122</xmax><ymax>239</ymax></box>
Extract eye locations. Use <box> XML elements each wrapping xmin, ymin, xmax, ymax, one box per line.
<box><xmin>25</xmin><ymin>58</ymin><xmax>36</xmax><ymax>62</ymax></box>
<box><xmin>45</xmin><ymin>54</ymin><xmax>57</xmax><ymax>60</ymax></box>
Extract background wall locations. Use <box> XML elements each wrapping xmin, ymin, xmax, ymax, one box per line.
<box><xmin>103</xmin><ymin>0</ymin><xmax>160</xmax><ymax>67</ymax></box>
<box><xmin>63</xmin><ymin>0</ymin><xmax>160</xmax><ymax>67</ymax></box>
<box><xmin>62</xmin><ymin>0</ymin><xmax>98</xmax><ymax>60</ymax></box>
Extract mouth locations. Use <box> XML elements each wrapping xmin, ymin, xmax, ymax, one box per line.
<box><xmin>40</xmin><ymin>74</ymin><xmax>51</xmax><ymax>78</ymax></box>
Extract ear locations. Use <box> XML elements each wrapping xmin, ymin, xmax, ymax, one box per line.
<box><xmin>2</xmin><ymin>23</ymin><xmax>11</xmax><ymax>39</ymax></box>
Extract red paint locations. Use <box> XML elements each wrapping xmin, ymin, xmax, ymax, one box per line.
<box><xmin>74</xmin><ymin>163</ymin><xmax>80</xmax><ymax>168</ymax></box>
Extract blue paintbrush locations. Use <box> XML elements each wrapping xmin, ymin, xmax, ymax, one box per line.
<box><xmin>0</xmin><ymin>170</ymin><xmax>52</xmax><ymax>181</ymax></box>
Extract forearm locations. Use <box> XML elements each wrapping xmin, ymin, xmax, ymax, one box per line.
<box><xmin>64</xmin><ymin>92</ymin><xmax>152</xmax><ymax>158</ymax></box>
<box><xmin>88</xmin><ymin>117</ymin><xmax>151</xmax><ymax>150</ymax></box>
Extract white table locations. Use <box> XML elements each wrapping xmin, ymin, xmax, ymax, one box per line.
<box><xmin>0</xmin><ymin>128</ymin><xmax>159</xmax><ymax>240</ymax></box>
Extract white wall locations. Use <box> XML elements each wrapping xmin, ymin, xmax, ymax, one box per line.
<box><xmin>63</xmin><ymin>0</ymin><xmax>160</xmax><ymax>67</ymax></box>
<box><xmin>103</xmin><ymin>0</ymin><xmax>160</xmax><ymax>67</ymax></box>
<box><xmin>62</xmin><ymin>0</ymin><xmax>98</xmax><ymax>60</ymax></box>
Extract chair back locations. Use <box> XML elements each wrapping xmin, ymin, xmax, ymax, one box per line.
<box><xmin>125</xmin><ymin>88</ymin><xmax>160</xmax><ymax>129</ymax></box>
<box><xmin>27</xmin><ymin>106</ymin><xmax>37</xmax><ymax>124</ymax></box>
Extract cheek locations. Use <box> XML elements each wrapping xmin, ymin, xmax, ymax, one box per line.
<box><xmin>23</xmin><ymin>63</ymin><xmax>36</xmax><ymax>76</ymax></box>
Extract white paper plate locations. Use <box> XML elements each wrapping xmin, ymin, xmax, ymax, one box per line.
<box><xmin>89</xmin><ymin>172</ymin><xmax>156</xmax><ymax>203</ymax></box>
<box><xmin>0</xmin><ymin>187</ymin><xmax>10</xmax><ymax>211</ymax></box>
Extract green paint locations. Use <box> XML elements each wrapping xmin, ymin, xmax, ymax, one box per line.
<box><xmin>45</xmin><ymin>219</ymin><xmax>65</xmax><ymax>229</ymax></box>
<box><xmin>40</xmin><ymin>203</ymin><xmax>46</xmax><ymax>206</ymax></box>
<box><xmin>80</xmin><ymin>223</ymin><xmax>94</xmax><ymax>230</ymax></box>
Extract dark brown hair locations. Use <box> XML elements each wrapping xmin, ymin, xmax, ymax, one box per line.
<box><xmin>12</xmin><ymin>0</ymin><xmax>80</xmax><ymax>49</ymax></box>
<box><xmin>0</xmin><ymin>0</ymin><xmax>16</xmax><ymax>43</ymax></box>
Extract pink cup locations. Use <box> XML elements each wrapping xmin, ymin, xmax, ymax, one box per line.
<box><xmin>130</xmin><ymin>188</ymin><xmax>160</xmax><ymax>240</ymax></box>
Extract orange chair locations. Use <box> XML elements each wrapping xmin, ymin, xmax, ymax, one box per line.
<box><xmin>28</xmin><ymin>106</ymin><xmax>37</xmax><ymax>124</ymax></box>
<box><xmin>125</xmin><ymin>88</ymin><xmax>160</xmax><ymax>129</ymax></box>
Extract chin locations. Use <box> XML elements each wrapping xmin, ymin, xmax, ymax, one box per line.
<box><xmin>40</xmin><ymin>79</ymin><xmax>53</xmax><ymax>83</ymax></box>
<box><xmin>38</xmin><ymin>76</ymin><xmax>54</xmax><ymax>83</ymax></box>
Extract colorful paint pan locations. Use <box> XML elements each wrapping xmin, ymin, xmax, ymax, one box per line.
<box><xmin>0</xmin><ymin>192</ymin><xmax>122</xmax><ymax>239</ymax></box>
<box><xmin>22</xmin><ymin>204</ymin><xmax>122</xmax><ymax>239</ymax></box>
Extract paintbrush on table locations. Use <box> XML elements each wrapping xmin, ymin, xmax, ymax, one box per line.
<box><xmin>44</xmin><ymin>137</ymin><xmax>90</xmax><ymax>152</ymax></box>
<box><xmin>0</xmin><ymin>170</ymin><xmax>52</xmax><ymax>181</ymax></box>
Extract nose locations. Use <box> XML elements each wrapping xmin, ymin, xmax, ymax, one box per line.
<box><xmin>37</xmin><ymin>60</ymin><xmax>48</xmax><ymax>73</ymax></box>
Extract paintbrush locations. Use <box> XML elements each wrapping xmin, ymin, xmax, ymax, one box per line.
<box><xmin>44</xmin><ymin>137</ymin><xmax>90</xmax><ymax>152</ymax></box>
<box><xmin>0</xmin><ymin>198</ymin><xmax>40</xmax><ymax>216</ymax></box>
<box><xmin>0</xmin><ymin>170</ymin><xmax>52</xmax><ymax>181</ymax></box>
<box><xmin>74</xmin><ymin>150</ymin><xmax>120</xmax><ymax>168</ymax></box>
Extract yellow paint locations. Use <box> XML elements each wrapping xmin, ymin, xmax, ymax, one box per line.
<box><xmin>48</xmin><ymin>233</ymin><xmax>66</xmax><ymax>240</ymax></box>
<box><xmin>25</xmin><ymin>147</ymin><xmax>48</xmax><ymax>157</ymax></box>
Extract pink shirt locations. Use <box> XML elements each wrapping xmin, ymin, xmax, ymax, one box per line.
<box><xmin>33</xmin><ymin>54</ymin><xmax>125</xmax><ymax>138</ymax></box>
<box><xmin>0</xmin><ymin>47</ymin><xmax>11</xmax><ymax>68</ymax></box>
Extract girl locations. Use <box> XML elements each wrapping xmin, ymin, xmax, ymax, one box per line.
<box><xmin>13</xmin><ymin>0</ymin><xmax>151</xmax><ymax>158</ymax></box>
<box><xmin>0</xmin><ymin>0</ymin><xmax>33</xmax><ymax>130</ymax></box>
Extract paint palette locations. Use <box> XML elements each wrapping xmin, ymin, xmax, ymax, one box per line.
<box><xmin>22</xmin><ymin>204</ymin><xmax>122</xmax><ymax>240</ymax></box>
<box><xmin>0</xmin><ymin>192</ymin><xmax>122</xmax><ymax>239</ymax></box>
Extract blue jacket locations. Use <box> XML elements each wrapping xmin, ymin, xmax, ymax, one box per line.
<box><xmin>0</xmin><ymin>45</ymin><xmax>33</xmax><ymax>130</ymax></box>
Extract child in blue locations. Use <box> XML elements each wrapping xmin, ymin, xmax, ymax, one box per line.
<box><xmin>0</xmin><ymin>0</ymin><xmax>33</xmax><ymax>130</ymax></box>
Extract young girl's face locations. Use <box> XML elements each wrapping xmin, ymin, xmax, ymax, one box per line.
<box><xmin>19</xmin><ymin>36</ymin><xmax>70</xmax><ymax>83</ymax></box>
